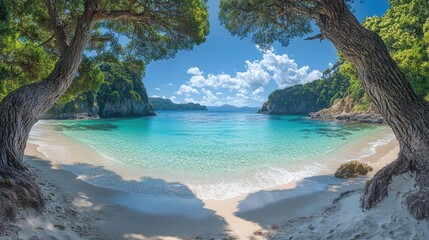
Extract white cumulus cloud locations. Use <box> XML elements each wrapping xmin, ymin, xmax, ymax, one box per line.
<box><xmin>176</xmin><ymin>84</ymin><xmax>200</xmax><ymax>95</ymax></box>
<box><xmin>176</xmin><ymin>46</ymin><xmax>322</xmax><ymax>107</ymax></box>
<box><xmin>187</xmin><ymin>67</ymin><xmax>204</xmax><ymax>75</ymax></box>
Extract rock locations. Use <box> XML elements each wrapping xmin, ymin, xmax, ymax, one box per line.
<box><xmin>335</xmin><ymin>160</ymin><xmax>373</xmax><ymax>179</ymax></box>
<box><xmin>309</xmin><ymin>97</ymin><xmax>385</xmax><ymax>124</ymax></box>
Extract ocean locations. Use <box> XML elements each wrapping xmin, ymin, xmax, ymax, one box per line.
<box><xmin>29</xmin><ymin>111</ymin><xmax>395</xmax><ymax>200</ymax></box>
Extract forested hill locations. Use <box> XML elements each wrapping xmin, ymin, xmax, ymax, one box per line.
<box><xmin>258</xmin><ymin>62</ymin><xmax>349</xmax><ymax>115</ymax></box>
<box><xmin>44</xmin><ymin>62</ymin><xmax>155</xmax><ymax>119</ymax></box>
<box><xmin>149</xmin><ymin>97</ymin><xmax>207</xmax><ymax>111</ymax></box>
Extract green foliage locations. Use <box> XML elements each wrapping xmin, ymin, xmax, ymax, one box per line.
<box><xmin>97</xmin><ymin>61</ymin><xmax>148</xmax><ymax>108</ymax></box>
<box><xmin>0</xmin><ymin>0</ymin><xmax>9</xmax><ymax>32</ymax></box>
<box><xmin>219</xmin><ymin>0</ymin><xmax>356</xmax><ymax>49</ymax></box>
<box><xmin>265</xmin><ymin>63</ymin><xmax>350</xmax><ymax>114</ymax></box>
<box><xmin>49</xmin><ymin>60</ymin><xmax>152</xmax><ymax>117</ymax></box>
<box><xmin>57</xmin><ymin>58</ymin><xmax>105</xmax><ymax>104</ymax></box>
<box><xmin>100</xmin><ymin>0</ymin><xmax>209</xmax><ymax>62</ymax></box>
<box><xmin>343</xmin><ymin>0</ymin><xmax>429</xmax><ymax>102</ymax></box>
<box><xmin>338</xmin><ymin>59</ymin><xmax>366</xmax><ymax>102</ymax></box>
<box><xmin>0</xmin><ymin>0</ymin><xmax>209</xmax><ymax>103</ymax></box>
<box><xmin>0</xmin><ymin>34</ymin><xmax>56</xmax><ymax>100</ymax></box>
<box><xmin>219</xmin><ymin>0</ymin><xmax>312</xmax><ymax>49</ymax></box>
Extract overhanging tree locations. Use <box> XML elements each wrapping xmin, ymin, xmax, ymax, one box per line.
<box><xmin>0</xmin><ymin>0</ymin><xmax>208</xmax><ymax>228</ymax></box>
<box><xmin>220</xmin><ymin>0</ymin><xmax>429</xmax><ymax>219</ymax></box>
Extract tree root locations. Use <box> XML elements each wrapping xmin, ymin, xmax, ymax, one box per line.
<box><xmin>405</xmin><ymin>164</ymin><xmax>429</xmax><ymax>220</ymax></box>
<box><xmin>361</xmin><ymin>154</ymin><xmax>411</xmax><ymax>209</ymax></box>
<box><xmin>361</xmin><ymin>151</ymin><xmax>429</xmax><ymax>220</ymax></box>
<box><xmin>405</xmin><ymin>188</ymin><xmax>429</xmax><ymax>220</ymax></box>
<box><xmin>0</xmin><ymin>169</ymin><xmax>44</xmax><ymax>231</ymax></box>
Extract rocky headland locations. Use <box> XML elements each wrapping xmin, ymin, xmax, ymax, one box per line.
<box><xmin>149</xmin><ymin>97</ymin><xmax>207</xmax><ymax>111</ymax></box>
<box><xmin>43</xmin><ymin>63</ymin><xmax>155</xmax><ymax>119</ymax></box>
<box><xmin>308</xmin><ymin>97</ymin><xmax>385</xmax><ymax>124</ymax></box>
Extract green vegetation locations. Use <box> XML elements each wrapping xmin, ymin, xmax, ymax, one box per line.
<box><xmin>47</xmin><ymin>61</ymin><xmax>154</xmax><ymax>118</ymax></box>
<box><xmin>0</xmin><ymin>34</ymin><xmax>56</xmax><ymax>100</ymax></box>
<box><xmin>98</xmin><ymin>61</ymin><xmax>147</xmax><ymax>104</ymax></box>
<box><xmin>260</xmin><ymin>62</ymin><xmax>349</xmax><ymax>114</ymax></box>
<box><xmin>342</xmin><ymin>0</ymin><xmax>429</xmax><ymax>109</ymax></box>
<box><xmin>0</xmin><ymin>0</ymin><xmax>211</xmax><ymax>228</ymax></box>
<box><xmin>0</xmin><ymin>0</ymin><xmax>209</xmax><ymax>103</ymax></box>
<box><xmin>149</xmin><ymin>97</ymin><xmax>207</xmax><ymax>111</ymax></box>
<box><xmin>262</xmin><ymin>0</ymin><xmax>429</xmax><ymax>114</ymax></box>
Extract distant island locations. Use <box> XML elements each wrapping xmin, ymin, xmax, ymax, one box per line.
<box><xmin>207</xmin><ymin>104</ymin><xmax>259</xmax><ymax>112</ymax></box>
<box><xmin>149</xmin><ymin>97</ymin><xmax>207</xmax><ymax>111</ymax></box>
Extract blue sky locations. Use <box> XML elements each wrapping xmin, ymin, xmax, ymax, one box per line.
<box><xmin>145</xmin><ymin>0</ymin><xmax>389</xmax><ymax>107</ymax></box>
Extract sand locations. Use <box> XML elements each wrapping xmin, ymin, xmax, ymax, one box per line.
<box><xmin>2</xmin><ymin>126</ymin><xmax>427</xmax><ymax>239</ymax></box>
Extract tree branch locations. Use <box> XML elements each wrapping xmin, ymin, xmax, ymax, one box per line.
<box><xmin>89</xmin><ymin>36</ymin><xmax>114</xmax><ymax>43</ymax></box>
<box><xmin>305</xmin><ymin>33</ymin><xmax>325</xmax><ymax>41</ymax></box>
<box><xmin>94</xmin><ymin>10</ymin><xmax>150</xmax><ymax>22</ymax></box>
<box><xmin>39</xmin><ymin>34</ymin><xmax>55</xmax><ymax>46</ymax></box>
<box><xmin>46</xmin><ymin>0</ymin><xmax>69</xmax><ymax>54</ymax></box>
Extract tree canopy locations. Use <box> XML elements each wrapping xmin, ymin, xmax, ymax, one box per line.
<box><xmin>0</xmin><ymin>0</ymin><xmax>209</xmax><ymax>102</ymax></box>
<box><xmin>219</xmin><ymin>0</ymin><xmax>356</xmax><ymax>49</ymax></box>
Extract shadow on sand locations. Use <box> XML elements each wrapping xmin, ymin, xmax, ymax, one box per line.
<box><xmin>27</xmin><ymin>154</ymin><xmax>372</xmax><ymax>239</ymax></box>
<box><xmin>27</xmin><ymin>157</ymin><xmax>230</xmax><ymax>239</ymax></box>
<box><xmin>235</xmin><ymin>174</ymin><xmax>369</xmax><ymax>229</ymax></box>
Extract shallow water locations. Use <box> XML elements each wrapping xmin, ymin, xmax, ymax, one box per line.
<box><xmin>31</xmin><ymin>111</ymin><xmax>394</xmax><ymax>200</ymax></box>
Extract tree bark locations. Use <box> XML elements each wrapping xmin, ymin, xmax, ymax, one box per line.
<box><xmin>314</xmin><ymin>0</ymin><xmax>429</xmax><ymax>219</ymax></box>
<box><xmin>0</xmin><ymin>0</ymin><xmax>99</xmax><ymax>229</ymax></box>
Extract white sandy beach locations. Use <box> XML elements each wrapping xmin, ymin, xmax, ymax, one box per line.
<box><xmin>2</xmin><ymin>123</ymin><xmax>426</xmax><ymax>240</ymax></box>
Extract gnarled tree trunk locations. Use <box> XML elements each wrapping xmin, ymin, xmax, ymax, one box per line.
<box><xmin>315</xmin><ymin>0</ymin><xmax>429</xmax><ymax>219</ymax></box>
<box><xmin>0</xmin><ymin>0</ymin><xmax>99</xmax><ymax>229</ymax></box>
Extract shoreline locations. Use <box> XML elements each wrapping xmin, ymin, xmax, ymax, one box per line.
<box><xmin>1</xmin><ymin>122</ymin><xmax>399</xmax><ymax>239</ymax></box>
<box><xmin>29</xmin><ymin>119</ymin><xmax>395</xmax><ymax>201</ymax></box>
<box><xmin>202</xmin><ymin>140</ymin><xmax>399</xmax><ymax>238</ymax></box>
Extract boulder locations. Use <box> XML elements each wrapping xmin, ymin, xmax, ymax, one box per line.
<box><xmin>335</xmin><ymin>160</ymin><xmax>373</xmax><ymax>179</ymax></box>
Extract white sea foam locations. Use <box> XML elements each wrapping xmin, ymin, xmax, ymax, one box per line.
<box><xmin>359</xmin><ymin>133</ymin><xmax>396</xmax><ymax>160</ymax></box>
<box><xmin>187</xmin><ymin>164</ymin><xmax>327</xmax><ymax>200</ymax></box>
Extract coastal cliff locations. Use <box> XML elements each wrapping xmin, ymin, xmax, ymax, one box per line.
<box><xmin>259</xmin><ymin>63</ymin><xmax>349</xmax><ymax>115</ymax></box>
<box><xmin>44</xmin><ymin>63</ymin><xmax>155</xmax><ymax>119</ymax></box>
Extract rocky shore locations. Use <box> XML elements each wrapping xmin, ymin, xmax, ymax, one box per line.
<box><xmin>309</xmin><ymin>97</ymin><xmax>385</xmax><ymax>124</ymax></box>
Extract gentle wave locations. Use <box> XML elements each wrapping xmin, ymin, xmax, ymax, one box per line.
<box><xmin>359</xmin><ymin>133</ymin><xmax>396</xmax><ymax>160</ymax></box>
<box><xmin>188</xmin><ymin>165</ymin><xmax>326</xmax><ymax>200</ymax></box>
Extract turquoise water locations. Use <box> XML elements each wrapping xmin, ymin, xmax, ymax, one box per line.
<box><xmin>34</xmin><ymin>111</ymin><xmax>394</xmax><ymax>199</ymax></box>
